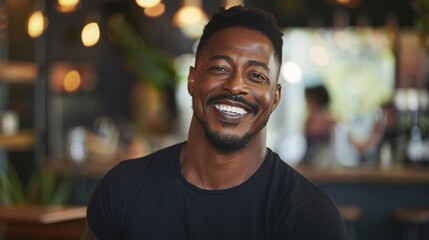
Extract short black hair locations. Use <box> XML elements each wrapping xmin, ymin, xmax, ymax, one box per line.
<box><xmin>196</xmin><ymin>6</ymin><xmax>283</xmax><ymax>67</ymax></box>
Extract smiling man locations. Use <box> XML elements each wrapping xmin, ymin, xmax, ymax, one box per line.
<box><xmin>82</xmin><ymin>6</ymin><xmax>348</xmax><ymax>240</ymax></box>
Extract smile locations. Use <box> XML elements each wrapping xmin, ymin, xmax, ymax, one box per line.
<box><xmin>214</xmin><ymin>104</ymin><xmax>248</xmax><ymax>116</ymax></box>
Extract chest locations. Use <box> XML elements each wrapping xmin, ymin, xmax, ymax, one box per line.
<box><xmin>122</xmin><ymin>185</ymin><xmax>275</xmax><ymax>240</ymax></box>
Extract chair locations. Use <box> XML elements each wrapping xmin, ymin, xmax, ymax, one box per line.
<box><xmin>338</xmin><ymin>206</ymin><xmax>361</xmax><ymax>240</ymax></box>
<box><xmin>391</xmin><ymin>207</ymin><xmax>429</xmax><ymax>240</ymax></box>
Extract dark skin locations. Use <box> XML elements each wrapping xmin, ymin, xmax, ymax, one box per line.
<box><xmin>81</xmin><ymin>26</ymin><xmax>282</xmax><ymax>239</ymax></box>
<box><xmin>182</xmin><ymin>27</ymin><xmax>281</xmax><ymax>190</ymax></box>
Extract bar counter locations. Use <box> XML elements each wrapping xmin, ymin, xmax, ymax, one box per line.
<box><xmin>294</xmin><ymin>164</ymin><xmax>429</xmax><ymax>184</ymax></box>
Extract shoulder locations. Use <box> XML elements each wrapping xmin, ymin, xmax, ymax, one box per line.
<box><xmin>265</xmin><ymin>150</ymin><xmax>340</xmax><ymax>216</ymax></box>
<box><xmin>113</xmin><ymin>142</ymin><xmax>183</xmax><ymax>174</ymax></box>
<box><xmin>265</xmin><ymin>150</ymin><xmax>323</xmax><ymax>196</ymax></box>
<box><xmin>98</xmin><ymin>142</ymin><xmax>184</xmax><ymax>189</ymax></box>
<box><xmin>266</xmin><ymin>150</ymin><xmax>348</xmax><ymax>239</ymax></box>
<box><xmin>85</xmin><ymin>142</ymin><xmax>184</xmax><ymax>239</ymax></box>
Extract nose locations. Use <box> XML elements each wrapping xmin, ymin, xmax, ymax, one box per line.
<box><xmin>222</xmin><ymin>72</ymin><xmax>250</xmax><ymax>95</ymax></box>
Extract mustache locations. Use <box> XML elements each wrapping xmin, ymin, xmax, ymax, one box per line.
<box><xmin>206</xmin><ymin>94</ymin><xmax>259</xmax><ymax>113</ymax></box>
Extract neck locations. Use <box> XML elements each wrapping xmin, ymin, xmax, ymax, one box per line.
<box><xmin>180</xmin><ymin>117</ymin><xmax>267</xmax><ymax>190</ymax></box>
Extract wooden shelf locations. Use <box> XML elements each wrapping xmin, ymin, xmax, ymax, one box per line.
<box><xmin>0</xmin><ymin>61</ymin><xmax>38</xmax><ymax>84</ymax></box>
<box><xmin>0</xmin><ymin>130</ymin><xmax>35</xmax><ymax>151</ymax></box>
<box><xmin>0</xmin><ymin>205</ymin><xmax>86</xmax><ymax>224</ymax></box>
<box><xmin>0</xmin><ymin>205</ymin><xmax>86</xmax><ymax>240</ymax></box>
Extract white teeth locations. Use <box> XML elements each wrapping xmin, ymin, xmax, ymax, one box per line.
<box><xmin>214</xmin><ymin>104</ymin><xmax>248</xmax><ymax>115</ymax></box>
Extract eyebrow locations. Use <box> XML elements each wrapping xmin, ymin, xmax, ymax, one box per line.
<box><xmin>208</xmin><ymin>55</ymin><xmax>271</xmax><ymax>74</ymax></box>
<box><xmin>247</xmin><ymin>60</ymin><xmax>270</xmax><ymax>74</ymax></box>
<box><xmin>208</xmin><ymin>55</ymin><xmax>233</xmax><ymax>63</ymax></box>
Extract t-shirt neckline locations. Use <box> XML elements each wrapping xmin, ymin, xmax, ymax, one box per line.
<box><xmin>174</xmin><ymin>142</ymin><xmax>272</xmax><ymax>195</ymax></box>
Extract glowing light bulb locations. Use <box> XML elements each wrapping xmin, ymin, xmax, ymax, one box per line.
<box><xmin>136</xmin><ymin>0</ymin><xmax>161</xmax><ymax>8</ymax></box>
<box><xmin>27</xmin><ymin>11</ymin><xmax>47</xmax><ymax>38</ymax></box>
<box><xmin>336</xmin><ymin>0</ymin><xmax>351</xmax><ymax>5</ymax></box>
<box><xmin>81</xmin><ymin>22</ymin><xmax>100</xmax><ymax>47</ymax></box>
<box><xmin>144</xmin><ymin>3</ymin><xmax>165</xmax><ymax>18</ymax></box>
<box><xmin>173</xmin><ymin>6</ymin><xmax>207</xmax><ymax>28</ymax></box>
<box><xmin>224</xmin><ymin>0</ymin><xmax>244</xmax><ymax>9</ymax></box>
<box><xmin>63</xmin><ymin>70</ymin><xmax>81</xmax><ymax>92</ymax></box>
<box><xmin>57</xmin><ymin>0</ymin><xmax>80</xmax><ymax>13</ymax></box>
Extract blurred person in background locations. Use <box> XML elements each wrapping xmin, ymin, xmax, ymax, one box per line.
<box><xmin>303</xmin><ymin>85</ymin><xmax>337</xmax><ymax>167</ymax></box>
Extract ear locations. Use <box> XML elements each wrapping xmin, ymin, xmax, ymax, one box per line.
<box><xmin>271</xmin><ymin>83</ymin><xmax>282</xmax><ymax>113</ymax></box>
<box><xmin>188</xmin><ymin>66</ymin><xmax>196</xmax><ymax>96</ymax></box>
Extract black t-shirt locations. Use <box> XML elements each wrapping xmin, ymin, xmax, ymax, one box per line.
<box><xmin>87</xmin><ymin>142</ymin><xmax>348</xmax><ymax>240</ymax></box>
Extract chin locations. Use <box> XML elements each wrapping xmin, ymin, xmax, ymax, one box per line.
<box><xmin>205</xmin><ymin>130</ymin><xmax>253</xmax><ymax>154</ymax></box>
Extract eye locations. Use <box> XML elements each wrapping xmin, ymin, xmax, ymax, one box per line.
<box><xmin>248</xmin><ymin>72</ymin><xmax>268</xmax><ymax>83</ymax></box>
<box><xmin>210</xmin><ymin>66</ymin><xmax>228</xmax><ymax>72</ymax></box>
<box><xmin>209</xmin><ymin>66</ymin><xmax>230</xmax><ymax>75</ymax></box>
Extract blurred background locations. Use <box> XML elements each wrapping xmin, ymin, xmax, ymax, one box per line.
<box><xmin>0</xmin><ymin>0</ymin><xmax>429</xmax><ymax>239</ymax></box>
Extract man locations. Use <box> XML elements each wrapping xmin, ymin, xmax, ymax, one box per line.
<box><xmin>82</xmin><ymin>6</ymin><xmax>348</xmax><ymax>240</ymax></box>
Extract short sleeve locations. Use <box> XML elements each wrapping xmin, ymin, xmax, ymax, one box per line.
<box><xmin>278</xmin><ymin>193</ymin><xmax>349</xmax><ymax>240</ymax></box>
<box><xmin>86</xmin><ymin>163</ymin><xmax>124</xmax><ymax>240</ymax></box>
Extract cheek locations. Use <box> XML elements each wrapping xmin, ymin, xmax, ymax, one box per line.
<box><xmin>255</xmin><ymin>89</ymin><xmax>276</xmax><ymax>111</ymax></box>
<box><xmin>192</xmin><ymin>79</ymin><xmax>218</xmax><ymax>110</ymax></box>
<box><xmin>196</xmin><ymin>78</ymin><xmax>222</xmax><ymax>100</ymax></box>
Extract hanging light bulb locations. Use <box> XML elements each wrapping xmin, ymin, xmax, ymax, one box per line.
<box><xmin>56</xmin><ymin>0</ymin><xmax>80</xmax><ymax>13</ymax></box>
<box><xmin>136</xmin><ymin>0</ymin><xmax>161</xmax><ymax>8</ymax></box>
<box><xmin>173</xmin><ymin>0</ymin><xmax>208</xmax><ymax>38</ymax></box>
<box><xmin>173</xmin><ymin>5</ymin><xmax>206</xmax><ymax>28</ymax></box>
<box><xmin>144</xmin><ymin>3</ymin><xmax>165</xmax><ymax>18</ymax></box>
<box><xmin>224</xmin><ymin>0</ymin><xmax>243</xmax><ymax>9</ymax></box>
<box><xmin>81</xmin><ymin>22</ymin><xmax>100</xmax><ymax>47</ymax></box>
<box><xmin>81</xmin><ymin>12</ymin><xmax>101</xmax><ymax>47</ymax></box>
<box><xmin>27</xmin><ymin>10</ymin><xmax>48</xmax><ymax>38</ymax></box>
<box><xmin>63</xmin><ymin>70</ymin><xmax>81</xmax><ymax>92</ymax></box>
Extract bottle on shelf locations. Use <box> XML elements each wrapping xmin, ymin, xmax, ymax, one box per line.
<box><xmin>405</xmin><ymin>88</ymin><xmax>429</xmax><ymax>166</ymax></box>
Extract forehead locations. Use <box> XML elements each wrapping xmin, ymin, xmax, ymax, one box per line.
<box><xmin>199</xmin><ymin>27</ymin><xmax>275</xmax><ymax>61</ymax></box>
<box><xmin>196</xmin><ymin>27</ymin><xmax>282</xmax><ymax>78</ymax></box>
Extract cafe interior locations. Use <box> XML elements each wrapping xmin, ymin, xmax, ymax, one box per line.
<box><xmin>0</xmin><ymin>0</ymin><xmax>429</xmax><ymax>239</ymax></box>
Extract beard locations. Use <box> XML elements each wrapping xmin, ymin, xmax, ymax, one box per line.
<box><xmin>192</xmin><ymin>94</ymin><xmax>270</xmax><ymax>153</ymax></box>
<box><xmin>194</xmin><ymin>110</ymin><xmax>269</xmax><ymax>154</ymax></box>
<box><xmin>205</xmin><ymin>126</ymin><xmax>253</xmax><ymax>154</ymax></box>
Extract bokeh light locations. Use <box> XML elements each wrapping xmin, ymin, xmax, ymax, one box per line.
<box><xmin>144</xmin><ymin>3</ymin><xmax>165</xmax><ymax>18</ymax></box>
<box><xmin>81</xmin><ymin>22</ymin><xmax>100</xmax><ymax>47</ymax></box>
<box><xmin>63</xmin><ymin>70</ymin><xmax>81</xmax><ymax>92</ymax></box>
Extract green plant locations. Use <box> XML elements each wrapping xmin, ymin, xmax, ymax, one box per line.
<box><xmin>107</xmin><ymin>14</ymin><xmax>176</xmax><ymax>90</ymax></box>
<box><xmin>413</xmin><ymin>0</ymin><xmax>429</xmax><ymax>54</ymax></box>
<box><xmin>0</xmin><ymin>162</ymin><xmax>25</xmax><ymax>205</ymax></box>
<box><xmin>0</xmin><ymin>163</ymin><xmax>71</xmax><ymax>206</ymax></box>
